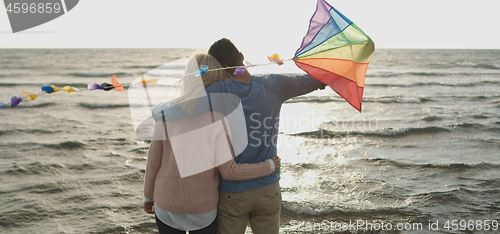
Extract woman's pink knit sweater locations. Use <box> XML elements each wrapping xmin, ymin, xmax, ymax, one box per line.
<box><xmin>144</xmin><ymin>112</ymin><xmax>272</xmax><ymax>214</ymax></box>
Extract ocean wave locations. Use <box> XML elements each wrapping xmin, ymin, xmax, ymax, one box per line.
<box><xmin>286</xmin><ymin>96</ymin><xmax>344</xmax><ymax>103</ymax></box>
<box><xmin>286</xmin><ymin>96</ymin><xmax>432</xmax><ymax>104</ymax></box>
<box><xmin>439</xmin><ymin>94</ymin><xmax>500</xmax><ymax>100</ymax></box>
<box><xmin>359</xmin><ymin>158</ymin><xmax>500</xmax><ymax>171</ymax></box>
<box><xmin>293</xmin><ymin>121</ymin><xmax>500</xmax><ymax>139</ymax></box>
<box><xmin>128</xmin><ymin>147</ymin><xmax>150</xmax><ymax>155</ymax></box>
<box><xmin>15</xmin><ymin>102</ymin><xmax>57</xmax><ymax>108</ymax></box>
<box><xmin>472</xmin><ymin>114</ymin><xmax>491</xmax><ymax>119</ymax></box>
<box><xmin>18</xmin><ymin>129</ymin><xmax>61</xmax><ymax>134</ymax></box>
<box><xmin>478</xmin><ymin>178</ymin><xmax>500</xmax><ymax>188</ymax></box>
<box><xmin>90</xmin><ymin>223</ymin><xmax>158</xmax><ymax>234</ymax></box>
<box><xmin>24</xmin><ymin>182</ymin><xmax>72</xmax><ymax>194</ymax></box>
<box><xmin>407</xmin><ymin>72</ymin><xmax>446</xmax><ymax>76</ymax></box>
<box><xmin>23</xmin><ymin>129</ymin><xmax>61</xmax><ymax>134</ymax></box>
<box><xmin>3</xmin><ymin>161</ymin><xmax>109</xmax><ymax>178</ymax></box>
<box><xmin>455</xmin><ymin>123</ymin><xmax>500</xmax><ymax>131</ymax></box>
<box><xmin>0</xmin><ymin>72</ymin><xmax>30</xmax><ymax>78</ymax></box>
<box><xmin>104</xmin><ymin>152</ymin><xmax>126</xmax><ymax>158</ymax></box>
<box><xmin>67</xmin><ymin>72</ymin><xmax>131</xmax><ymax>77</ymax></box>
<box><xmin>150</xmin><ymin>64</ymin><xmax>186</xmax><ymax>70</ymax></box>
<box><xmin>364</xmin><ymin>96</ymin><xmax>434</xmax><ymax>103</ymax></box>
<box><xmin>0</xmin><ymin>139</ymin><xmax>88</xmax><ymax>153</ymax></box>
<box><xmin>42</xmin><ymin>141</ymin><xmax>85</xmax><ymax>150</ymax></box>
<box><xmin>455</xmin><ymin>124</ymin><xmax>500</xmax><ymax>137</ymax></box>
<box><xmin>0</xmin><ymin>83</ymin><xmax>23</xmax><ymax>87</ymax></box>
<box><xmin>4</xmin><ymin>162</ymin><xmax>65</xmax><ymax>176</ymax></box>
<box><xmin>79</xmin><ymin>102</ymin><xmax>130</xmax><ymax>109</ymax></box>
<box><xmin>291</xmin><ymin>126</ymin><xmax>451</xmax><ymax>139</ymax></box>
<box><xmin>66</xmin><ymin>163</ymin><xmax>96</xmax><ymax>171</ymax></box>
<box><xmin>367</xmin><ymin>62</ymin><xmax>500</xmax><ymax>79</ymax></box>
<box><xmin>369</xmin><ymin>80</ymin><xmax>499</xmax><ymax>88</ymax></box>
<box><xmin>366</xmin><ymin>73</ymin><xmax>397</xmax><ymax>78</ymax></box>
<box><xmin>281</xmin><ymin>200</ymin><xmax>412</xmax><ymax>217</ymax></box>
<box><xmin>467</xmin><ymin>138</ymin><xmax>500</xmax><ymax>148</ymax></box>
<box><xmin>422</xmin><ymin>115</ymin><xmax>443</xmax><ymax>122</ymax></box>
<box><xmin>409</xmin><ymin>187</ymin><xmax>500</xmax><ymax>208</ymax></box>
<box><xmin>456</xmin><ymin>62</ymin><xmax>500</xmax><ymax>70</ymax></box>
<box><xmin>373</xmin><ymin>126</ymin><xmax>451</xmax><ymax>136</ymax></box>
<box><xmin>88</xmin><ymin>138</ymin><xmax>132</xmax><ymax>147</ymax></box>
<box><xmin>410</xmin><ymin>188</ymin><xmax>463</xmax><ymax>204</ymax></box>
<box><xmin>112</xmin><ymin>169</ymin><xmax>144</xmax><ymax>183</ymax></box>
<box><xmin>0</xmin><ymin>202</ymin><xmax>50</xmax><ymax>228</ymax></box>
<box><xmin>288</xmin><ymin>94</ymin><xmax>499</xmax><ymax>104</ymax></box>
<box><xmin>85</xmin><ymin>169</ymin><xmax>144</xmax><ymax>186</ymax></box>
<box><xmin>0</xmin><ymin>128</ymin><xmax>62</xmax><ymax>136</ymax></box>
<box><xmin>471</xmin><ymin>95</ymin><xmax>489</xmax><ymax>101</ymax></box>
<box><xmin>366</xmin><ymin>96</ymin><xmax>428</xmax><ymax>103</ymax></box>
<box><xmin>366</xmin><ymin>71</ymin><xmax>500</xmax><ymax>78</ymax></box>
<box><xmin>124</xmin><ymin>65</ymin><xmax>162</xmax><ymax>69</ymax></box>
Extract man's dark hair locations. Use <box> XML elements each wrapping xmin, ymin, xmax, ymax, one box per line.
<box><xmin>208</xmin><ymin>38</ymin><xmax>243</xmax><ymax>68</ymax></box>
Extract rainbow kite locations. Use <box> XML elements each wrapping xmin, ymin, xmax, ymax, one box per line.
<box><xmin>293</xmin><ymin>0</ymin><xmax>375</xmax><ymax>112</ymax></box>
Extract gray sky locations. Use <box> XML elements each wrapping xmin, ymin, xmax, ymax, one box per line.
<box><xmin>1</xmin><ymin>0</ymin><xmax>499</xmax><ymax>56</ymax></box>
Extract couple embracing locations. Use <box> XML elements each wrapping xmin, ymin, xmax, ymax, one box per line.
<box><xmin>143</xmin><ymin>38</ymin><xmax>325</xmax><ymax>234</ymax></box>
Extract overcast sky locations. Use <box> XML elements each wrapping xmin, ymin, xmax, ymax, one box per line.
<box><xmin>1</xmin><ymin>0</ymin><xmax>499</xmax><ymax>56</ymax></box>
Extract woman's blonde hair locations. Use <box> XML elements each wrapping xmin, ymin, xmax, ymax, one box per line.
<box><xmin>168</xmin><ymin>54</ymin><xmax>229</xmax><ymax>113</ymax></box>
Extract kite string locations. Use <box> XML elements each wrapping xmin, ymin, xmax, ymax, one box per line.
<box><xmin>183</xmin><ymin>58</ymin><xmax>295</xmax><ymax>76</ymax></box>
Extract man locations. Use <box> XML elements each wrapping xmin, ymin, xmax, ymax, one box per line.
<box><xmin>153</xmin><ymin>38</ymin><xmax>325</xmax><ymax>234</ymax></box>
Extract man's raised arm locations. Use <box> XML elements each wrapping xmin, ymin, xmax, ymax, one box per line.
<box><xmin>264</xmin><ymin>74</ymin><xmax>326</xmax><ymax>102</ymax></box>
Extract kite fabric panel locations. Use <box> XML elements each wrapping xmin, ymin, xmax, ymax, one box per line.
<box><xmin>293</xmin><ymin>0</ymin><xmax>375</xmax><ymax>112</ymax></box>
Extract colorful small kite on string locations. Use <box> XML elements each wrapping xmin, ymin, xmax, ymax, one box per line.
<box><xmin>267</xmin><ymin>53</ymin><xmax>284</xmax><ymax>65</ymax></box>
<box><xmin>111</xmin><ymin>75</ymin><xmax>124</xmax><ymax>92</ymax></box>
<box><xmin>10</xmin><ymin>96</ymin><xmax>22</xmax><ymax>107</ymax></box>
<box><xmin>88</xmin><ymin>83</ymin><xmax>104</xmax><ymax>90</ymax></box>
<box><xmin>0</xmin><ymin>75</ymin><xmax>125</xmax><ymax>108</ymax></box>
<box><xmin>41</xmin><ymin>84</ymin><xmax>60</xmax><ymax>94</ymax></box>
<box><xmin>140</xmin><ymin>78</ymin><xmax>158</xmax><ymax>86</ymax></box>
<box><xmin>63</xmin><ymin>86</ymin><xmax>79</xmax><ymax>93</ymax></box>
<box><xmin>21</xmin><ymin>90</ymin><xmax>38</xmax><ymax>101</ymax></box>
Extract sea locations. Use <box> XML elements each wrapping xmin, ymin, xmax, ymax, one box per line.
<box><xmin>0</xmin><ymin>49</ymin><xmax>499</xmax><ymax>234</ymax></box>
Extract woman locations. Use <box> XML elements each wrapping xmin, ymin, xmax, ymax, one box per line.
<box><xmin>143</xmin><ymin>54</ymin><xmax>280</xmax><ymax>234</ymax></box>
